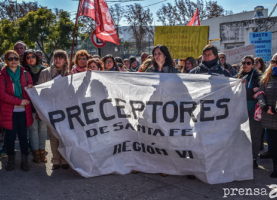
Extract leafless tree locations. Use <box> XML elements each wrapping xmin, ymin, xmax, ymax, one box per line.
<box><xmin>0</xmin><ymin>1</ymin><xmax>40</xmax><ymax>21</ymax></box>
<box><xmin>110</xmin><ymin>4</ymin><xmax>125</xmax><ymax>35</ymax></box>
<box><xmin>156</xmin><ymin>0</ymin><xmax>233</xmax><ymax>26</ymax></box>
<box><xmin>125</xmin><ymin>4</ymin><xmax>153</xmax><ymax>55</ymax></box>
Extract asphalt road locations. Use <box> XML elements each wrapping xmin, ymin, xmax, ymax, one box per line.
<box><xmin>0</xmin><ymin>139</ymin><xmax>276</xmax><ymax>200</ymax></box>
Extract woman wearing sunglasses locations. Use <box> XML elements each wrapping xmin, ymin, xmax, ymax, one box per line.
<box><xmin>234</xmin><ymin>55</ymin><xmax>263</xmax><ymax>169</ymax></box>
<box><xmin>37</xmin><ymin>49</ymin><xmax>70</xmax><ymax>170</ymax></box>
<box><xmin>71</xmin><ymin>50</ymin><xmax>90</xmax><ymax>74</ymax></box>
<box><xmin>257</xmin><ymin>53</ymin><xmax>277</xmax><ymax>178</ymax></box>
<box><xmin>22</xmin><ymin>49</ymin><xmax>47</xmax><ymax>164</ymax></box>
<box><xmin>0</xmin><ymin>50</ymin><xmax>34</xmax><ymax>171</ymax></box>
<box><xmin>102</xmin><ymin>54</ymin><xmax>119</xmax><ymax>71</ymax></box>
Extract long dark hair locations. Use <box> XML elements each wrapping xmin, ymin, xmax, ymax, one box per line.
<box><xmin>102</xmin><ymin>54</ymin><xmax>119</xmax><ymax>71</ymax></box>
<box><xmin>237</xmin><ymin>55</ymin><xmax>255</xmax><ymax>78</ymax></box>
<box><xmin>152</xmin><ymin>45</ymin><xmax>173</xmax><ymax>70</ymax></box>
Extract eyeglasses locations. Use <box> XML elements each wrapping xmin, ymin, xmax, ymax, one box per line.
<box><xmin>242</xmin><ymin>61</ymin><xmax>253</xmax><ymax>66</ymax></box>
<box><xmin>219</xmin><ymin>57</ymin><xmax>225</xmax><ymax>59</ymax></box>
<box><xmin>7</xmin><ymin>57</ymin><xmax>19</xmax><ymax>62</ymax></box>
<box><xmin>26</xmin><ymin>55</ymin><xmax>36</xmax><ymax>60</ymax></box>
<box><xmin>271</xmin><ymin>60</ymin><xmax>277</xmax><ymax>64</ymax></box>
<box><xmin>78</xmin><ymin>58</ymin><xmax>87</xmax><ymax>61</ymax></box>
<box><xmin>105</xmin><ymin>61</ymin><xmax>113</xmax><ymax>64</ymax></box>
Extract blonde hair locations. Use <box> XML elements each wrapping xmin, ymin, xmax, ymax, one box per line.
<box><xmin>260</xmin><ymin>53</ymin><xmax>277</xmax><ymax>85</ymax></box>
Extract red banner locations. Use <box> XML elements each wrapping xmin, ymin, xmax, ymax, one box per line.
<box><xmin>77</xmin><ymin>0</ymin><xmax>95</xmax><ymax>19</ymax></box>
<box><xmin>187</xmin><ymin>8</ymin><xmax>200</xmax><ymax>26</ymax></box>
<box><xmin>94</xmin><ymin>0</ymin><xmax>120</xmax><ymax>45</ymax></box>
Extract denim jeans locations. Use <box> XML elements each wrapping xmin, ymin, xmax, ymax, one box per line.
<box><xmin>28</xmin><ymin>113</ymin><xmax>47</xmax><ymax>151</ymax></box>
<box><xmin>6</xmin><ymin>112</ymin><xmax>28</xmax><ymax>156</ymax></box>
<box><xmin>265</xmin><ymin>128</ymin><xmax>271</xmax><ymax>151</ymax></box>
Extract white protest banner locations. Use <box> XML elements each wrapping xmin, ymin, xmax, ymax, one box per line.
<box><xmin>223</xmin><ymin>44</ymin><xmax>256</xmax><ymax>65</ymax></box>
<box><xmin>27</xmin><ymin>72</ymin><xmax>253</xmax><ymax>184</ymax></box>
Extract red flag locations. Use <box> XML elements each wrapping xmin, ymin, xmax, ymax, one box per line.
<box><xmin>94</xmin><ymin>0</ymin><xmax>120</xmax><ymax>45</ymax></box>
<box><xmin>187</xmin><ymin>8</ymin><xmax>201</xmax><ymax>26</ymax></box>
<box><xmin>77</xmin><ymin>0</ymin><xmax>95</xmax><ymax>19</ymax></box>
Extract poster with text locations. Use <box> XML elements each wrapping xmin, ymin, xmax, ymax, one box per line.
<box><xmin>154</xmin><ymin>26</ymin><xmax>209</xmax><ymax>59</ymax></box>
<box><xmin>249</xmin><ymin>32</ymin><xmax>272</xmax><ymax>61</ymax></box>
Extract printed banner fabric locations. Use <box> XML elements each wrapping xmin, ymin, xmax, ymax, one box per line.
<box><xmin>27</xmin><ymin>72</ymin><xmax>253</xmax><ymax>184</ymax></box>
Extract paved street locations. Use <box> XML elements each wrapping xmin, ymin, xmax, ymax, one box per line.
<box><xmin>0</xmin><ymin>138</ymin><xmax>276</xmax><ymax>200</ymax></box>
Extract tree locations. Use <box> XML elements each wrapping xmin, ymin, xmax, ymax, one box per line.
<box><xmin>124</xmin><ymin>4</ymin><xmax>153</xmax><ymax>55</ymax></box>
<box><xmin>0</xmin><ymin>19</ymin><xmax>17</xmax><ymax>56</ymax></box>
<box><xmin>16</xmin><ymin>7</ymin><xmax>82</xmax><ymax>64</ymax></box>
<box><xmin>156</xmin><ymin>0</ymin><xmax>233</xmax><ymax>26</ymax></box>
<box><xmin>110</xmin><ymin>4</ymin><xmax>125</xmax><ymax>35</ymax></box>
<box><xmin>0</xmin><ymin>1</ymin><xmax>40</xmax><ymax>21</ymax></box>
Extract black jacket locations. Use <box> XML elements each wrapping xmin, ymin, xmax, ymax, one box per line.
<box><xmin>145</xmin><ymin>65</ymin><xmax>181</xmax><ymax>73</ymax></box>
<box><xmin>189</xmin><ymin>63</ymin><xmax>232</xmax><ymax>77</ymax></box>
<box><xmin>233</xmin><ymin>69</ymin><xmax>261</xmax><ymax>101</ymax></box>
<box><xmin>257</xmin><ymin>75</ymin><xmax>277</xmax><ymax>130</ymax></box>
<box><xmin>223</xmin><ymin>63</ymin><xmax>237</xmax><ymax>76</ymax></box>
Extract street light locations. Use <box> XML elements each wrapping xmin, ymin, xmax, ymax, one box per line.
<box><xmin>9</xmin><ymin>0</ymin><xmax>18</xmax><ymax>20</ymax></box>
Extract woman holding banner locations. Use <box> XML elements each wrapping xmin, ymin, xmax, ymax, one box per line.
<box><xmin>102</xmin><ymin>55</ymin><xmax>119</xmax><ymax>71</ymax></box>
<box><xmin>257</xmin><ymin>53</ymin><xmax>277</xmax><ymax>178</ymax></box>
<box><xmin>234</xmin><ymin>55</ymin><xmax>262</xmax><ymax>169</ymax></box>
<box><xmin>181</xmin><ymin>57</ymin><xmax>196</xmax><ymax>73</ymax></box>
<box><xmin>22</xmin><ymin>49</ymin><xmax>48</xmax><ymax>163</ymax></box>
<box><xmin>0</xmin><ymin>50</ymin><xmax>34</xmax><ymax>171</ymax></box>
<box><xmin>145</xmin><ymin>45</ymin><xmax>180</xmax><ymax>73</ymax></box>
<box><xmin>71</xmin><ymin>50</ymin><xmax>90</xmax><ymax>74</ymax></box>
<box><xmin>37</xmin><ymin>49</ymin><xmax>70</xmax><ymax>170</ymax></box>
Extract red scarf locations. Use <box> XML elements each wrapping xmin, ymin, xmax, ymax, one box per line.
<box><xmin>71</xmin><ymin>64</ymin><xmax>87</xmax><ymax>74</ymax></box>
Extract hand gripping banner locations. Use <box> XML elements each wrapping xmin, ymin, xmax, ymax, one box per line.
<box><xmin>27</xmin><ymin>72</ymin><xmax>253</xmax><ymax>184</ymax></box>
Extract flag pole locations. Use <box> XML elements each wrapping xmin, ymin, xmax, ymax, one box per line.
<box><xmin>70</xmin><ymin>0</ymin><xmax>81</xmax><ymax>71</ymax></box>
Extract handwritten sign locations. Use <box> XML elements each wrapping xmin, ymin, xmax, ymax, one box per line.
<box><xmin>154</xmin><ymin>26</ymin><xmax>209</xmax><ymax>59</ymax></box>
<box><xmin>249</xmin><ymin>32</ymin><xmax>272</xmax><ymax>61</ymax></box>
<box><xmin>223</xmin><ymin>44</ymin><xmax>256</xmax><ymax>65</ymax></box>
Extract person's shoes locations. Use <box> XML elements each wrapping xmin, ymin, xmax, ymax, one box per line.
<box><xmin>32</xmin><ymin>150</ymin><xmax>41</xmax><ymax>163</ymax></box>
<box><xmin>52</xmin><ymin>164</ymin><xmax>60</xmax><ymax>170</ymax></box>
<box><xmin>6</xmin><ymin>154</ymin><xmax>15</xmax><ymax>171</ymax></box>
<box><xmin>270</xmin><ymin>166</ymin><xmax>277</xmax><ymax>178</ymax></box>
<box><xmin>21</xmin><ymin>153</ymin><xmax>30</xmax><ymax>172</ymax></box>
<box><xmin>61</xmin><ymin>164</ymin><xmax>69</xmax><ymax>169</ymax></box>
<box><xmin>161</xmin><ymin>173</ymin><xmax>168</xmax><ymax>177</ymax></box>
<box><xmin>0</xmin><ymin>148</ymin><xmax>7</xmax><ymax>159</ymax></box>
<box><xmin>39</xmin><ymin>149</ymin><xmax>47</xmax><ymax>163</ymax></box>
<box><xmin>253</xmin><ymin>159</ymin><xmax>258</xmax><ymax>169</ymax></box>
<box><xmin>187</xmin><ymin>175</ymin><xmax>196</xmax><ymax>179</ymax></box>
<box><xmin>132</xmin><ymin>170</ymin><xmax>139</xmax><ymax>174</ymax></box>
<box><xmin>260</xmin><ymin>151</ymin><xmax>272</xmax><ymax>159</ymax></box>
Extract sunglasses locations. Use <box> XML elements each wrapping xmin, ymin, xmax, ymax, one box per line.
<box><xmin>242</xmin><ymin>61</ymin><xmax>253</xmax><ymax>66</ymax></box>
<box><xmin>26</xmin><ymin>55</ymin><xmax>36</xmax><ymax>60</ymax></box>
<box><xmin>7</xmin><ymin>57</ymin><xmax>19</xmax><ymax>62</ymax></box>
<box><xmin>219</xmin><ymin>57</ymin><xmax>225</xmax><ymax>59</ymax></box>
<box><xmin>271</xmin><ymin>60</ymin><xmax>277</xmax><ymax>64</ymax></box>
<box><xmin>180</xmin><ymin>60</ymin><xmax>185</xmax><ymax>62</ymax></box>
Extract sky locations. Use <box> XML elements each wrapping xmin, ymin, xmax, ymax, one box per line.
<box><xmin>17</xmin><ymin>0</ymin><xmax>277</xmax><ymax>25</ymax></box>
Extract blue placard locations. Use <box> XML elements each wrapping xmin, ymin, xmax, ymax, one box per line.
<box><xmin>249</xmin><ymin>32</ymin><xmax>272</xmax><ymax>61</ymax></box>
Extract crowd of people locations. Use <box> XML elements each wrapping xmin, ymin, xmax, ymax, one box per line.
<box><xmin>0</xmin><ymin>40</ymin><xmax>276</xmax><ymax>180</ymax></box>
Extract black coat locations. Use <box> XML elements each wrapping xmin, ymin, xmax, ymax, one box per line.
<box><xmin>146</xmin><ymin>65</ymin><xmax>181</xmax><ymax>73</ymax></box>
<box><xmin>189</xmin><ymin>63</ymin><xmax>231</xmax><ymax>77</ymax></box>
<box><xmin>233</xmin><ymin>69</ymin><xmax>261</xmax><ymax>101</ymax></box>
<box><xmin>257</xmin><ymin>75</ymin><xmax>277</xmax><ymax>130</ymax></box>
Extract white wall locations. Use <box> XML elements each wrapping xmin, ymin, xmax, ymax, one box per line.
<box><xmin>200</xmin><ymin>9</ymin><xmax>268</xmax><ymax>51</ymax></box>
